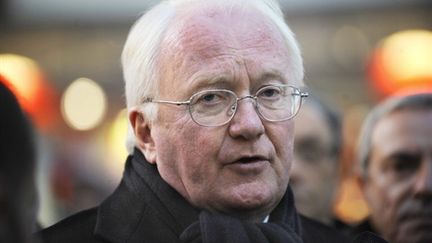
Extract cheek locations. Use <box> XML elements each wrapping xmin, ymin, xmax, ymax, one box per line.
<box><xmin>176</xmin><ymin>126</ymin><xmax>225</xmax><ymax>180</ymax></box>
<box><xmin>182</xmin><ymin>126</ymin><xmax>224</xmax><ymax>156</ymax></box>
<box><xmin>152</xmin><ymin>123</ymin><xmax>225</xmax><ymax>197</ymax></box>
<box><xmin>365</xmin><ymin>176</ymin><xmax>404</xmax><ymax>225</ymax></box>
<box><xmin>273</xmin><ymin>122</ymin><xmax>294</xmax><ymax>166</ymax></box>
<box><xmin>370</xmin><ymin>169</ymin><xmax>413</xmax><ymax>209</ymax></box>
<box><xmin>386</xmin><ymin>180</ymin><xmax>413</xmax><ymax>212</ymax></box>
<box><xmin>367</xmin><ymin>179</ymin><xmax>390</xmax><ymax>208</ymax></box>
<box><xmin>263</xmin><ymin>121</ymin><xmax>295</xmax><ymax>186</ymax></box>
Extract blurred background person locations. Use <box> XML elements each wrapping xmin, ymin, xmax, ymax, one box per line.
<box><xmin>290</xmin><ymin>90</ymin><xmax>349</xmax><ymax>231</ymax></box>
<box><xmin>0</xmin><ymin>77</ymin><xmax>39</xmax><ymax>243</ymax></box>
<box><xmin>355</xmin><ymin>93</ymin><xmax>432</xmax><ymax>243</ymax></box>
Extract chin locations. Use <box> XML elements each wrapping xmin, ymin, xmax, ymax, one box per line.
<box><xmin>236</xmin><ymin>188</ymin><xmax>277</xmax><ymax>208</ymax></box>
<box><xmin>219</xmin><ymin>194</ymin><xmax>279</xmax><ymax>221</ymax></box>
<box><xmin>206</xmin><ymin>181</ymin><xmax>285</xmax><ymax>218</ymax></box>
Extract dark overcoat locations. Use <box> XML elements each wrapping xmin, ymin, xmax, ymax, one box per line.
<box><xmin>36</xmin><ymin>149</ymin><xmax>351</xmax><ymax>243</ymax></box>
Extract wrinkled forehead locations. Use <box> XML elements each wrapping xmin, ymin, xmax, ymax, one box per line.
<box><xmin>372</xmin><ymin>109</ymin><xmax>432</xmax><ymax>153</ymax></box>
<box><xmin>161</xmin><ymin>5</ymin><xmax>287</xmax><ymax>61</ymax></box>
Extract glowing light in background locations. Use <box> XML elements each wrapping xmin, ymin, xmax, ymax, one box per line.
<box><xmin>382</xmin><ymin>30</ymin><xmax>432</xmax><ymax>81</ymax></box>
<box><xmin>0</xmin><ymin>53</ymin><xmax>58</xmax><ymax>130</ymax></box>
<box><xmin>106</xmin><ymin>109</ymin><xmax>129</xmax><ymax>172</ymax></box>
<box><xmin>61</xmin><ymin>78</ymin><xmax>107</xmax><ymax>131</ymax></box>
<box><xmin>0</xmin><ymin>54</ymin><xmax>40</xmax><ymax>101</ymax></box>
<box><xmin>369</xmin><ymin>29</ymin><xmax>432</xmax><ymax>97</ymax></box>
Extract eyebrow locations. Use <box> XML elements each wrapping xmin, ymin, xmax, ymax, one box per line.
<box><xmin>256</xmin><ymin>71</ymin><xmax>286</xmax><ymax>85</ymax></box>
<box><xmin>187</xmin><ymin>75</ymin><xmax>234</xmax><ymax>94</ymax></box>
<box><xmin>185</xmin><ymin>69</ymin><xmax>288</xmax><ymax>96</ymax></box>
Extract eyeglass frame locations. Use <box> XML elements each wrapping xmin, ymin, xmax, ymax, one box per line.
<box><xmin>141</xmin><ymin>84</ymin><xmax>309</xmax><ymax>127</ymax></box>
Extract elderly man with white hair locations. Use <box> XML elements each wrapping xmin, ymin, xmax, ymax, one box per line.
<box><xmin>36</xmin><ymin>0</ymin><xmax>355</xmax><ymax>242</ymax></box>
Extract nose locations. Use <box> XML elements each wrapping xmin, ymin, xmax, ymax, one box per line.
<box><xmin>228</xmin><ymin>97</ymin><xmax>264</xmax><ymax>140</ymax></box>
<box><xmin>413</xmin><ymin>155</ymin><xmax>432</xmax><ymax>199</ymax></box>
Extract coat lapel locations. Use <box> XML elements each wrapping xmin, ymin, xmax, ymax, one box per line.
<box><xmin>94</xmin><ymin>150</ymin><xmax>199</xmax><ymax>242</ymax></box>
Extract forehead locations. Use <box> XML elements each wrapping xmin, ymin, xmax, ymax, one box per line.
<box><xmin>172</xmin><ymin>8</ymin><xmax>285</xmax><ymax>54</ymax></box>
<box><xmin>371</xmin><ymin>109</ymin><xmax>432</xmax><ymax>155</ymax></box>
<box><xmin>157</xmin><ymin>6</ymin><xmax>295</xmax><ymax>95</ymax></box>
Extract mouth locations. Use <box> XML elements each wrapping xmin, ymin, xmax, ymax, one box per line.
<box><xmin>397</xmin><ymin>215</ymin><xmax>432</xmax><ymax>236</ymax></box>
<box><xmin>226</xmin><ymin>156</ymin><xmax>269</xmax><ymax>174</ymax></box>
<box><xmin>400</xmin><ymin>215</ymin><xmax>432</xmax><ymax>226</ymax></box>
<box><xmin>398</xmin><ymin>210</ymin><xmax>432</xmax><ymax>223</ymax></box>
<box><xmin>236</xmin><ymin>156</ymin><xmax>267</xmax><ymax>164</ymax></box>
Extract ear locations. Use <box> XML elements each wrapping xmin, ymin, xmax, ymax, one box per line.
<box><xmin>129</xmin><ymin>109</ymin><xmax>157</xmax><ymax>164</ymax></box>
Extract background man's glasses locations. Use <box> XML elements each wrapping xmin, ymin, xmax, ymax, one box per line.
<box><xmin>142</xmin><ymin>85</ymin><xmax>308</xmax><ymax>127</ymax></box>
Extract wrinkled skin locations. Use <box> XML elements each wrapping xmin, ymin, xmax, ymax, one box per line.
<box><xmin>361</xmin><ymin>109</ymin><xmax>432</xmax><ymax>243</ymax></box>
<box><xmin>131</xmin><ymin>7</ymin><xmax>301</xmax><ymax>222</ymax></box>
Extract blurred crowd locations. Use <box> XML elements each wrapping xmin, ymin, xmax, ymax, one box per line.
<box><xmin>2</xmin><ymin>70</ymin><xmax>431</xmax><ymax>242</ymax></box>
<box><xmin>0</xmin><ymin>0</ymin><xmax>431</xmax><ymax>242</ymax></box>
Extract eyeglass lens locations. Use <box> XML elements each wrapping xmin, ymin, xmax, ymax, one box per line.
<box><xmin>188</xmin><ymin>86</ymin><xmax>301</xmax><ymax>126</ymax></box>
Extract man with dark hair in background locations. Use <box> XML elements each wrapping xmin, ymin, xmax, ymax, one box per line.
<box><xmin>356</xmin><ymin>93</ymin><xmax>432</xmax><ymax>243</ymax></box>
<box><xmin>290</xmin><ymin>91</ymin><xmax>349</xmax><ymax>232</ymax></box>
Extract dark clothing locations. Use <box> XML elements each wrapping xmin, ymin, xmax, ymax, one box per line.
<box><xmin>351</xmin><ymin>218</ymin><xmax>379</xmax><ymax>237</ymax></box>
<box><xmin>36</xmin><ymin>149</ymin><xmax>351</xmax><ymax>243</ymax></box>
<box><xmin>350</xmin><ymin>219</ymin><xmax>390</xmax><ymax>243</ymax></box>
<box><xmin>331</xmin><ymin>218</ymin><xmax>354</xmax><ymax>238</ymax></box>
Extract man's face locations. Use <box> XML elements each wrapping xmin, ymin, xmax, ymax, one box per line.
<box><xmin>362</xmin><ymin>109</ymin><xmax>432</xmax><ymax>243</ymax></box>
<box><xmin>291</xmin><ymin>104</ymin><xmax>338</xmax><ymax>224</ymax></box>
<box><xmin>145</xmin><ymin>9</ymin><xmax>298</xmax><ymax>220</ymax></box>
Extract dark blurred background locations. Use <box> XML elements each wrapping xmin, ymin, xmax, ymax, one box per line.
<box><xmin>1</xmin><ymin>0</ymin><xmax>431</xmax><ymax>227</ymax></box>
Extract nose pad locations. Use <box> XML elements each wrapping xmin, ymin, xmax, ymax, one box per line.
<box><xmin>227</xmin><ymin>103</ymin><xmax>236</xmax><ymax>116</ymax></box>
<box><xmin>226</xmin><ymin>97</ymin><xmax>258</xmax><ymax>117</ymax></box>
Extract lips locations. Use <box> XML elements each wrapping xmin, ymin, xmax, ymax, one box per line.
<box><xmin>235</xmin><ymin>156</ymin><xmax>267</xmax><ymax>164</ymax></box>
<box><xmin>399</xmin><ymin>215</ymin><xmax>432</xmax><ymax>228</ymax></box>
<box><xmin>225</xmin><ymin>155</ymin><xmax>270</xmax><ymax>174</ymax></box>
<box><xmin>228</xmin><ymin>155</ymin><xmax>269</xmax><ymax>165</ymax></box>
<box><xmin>397</xmin><ymin>209</ymin><xmax>432</xmax><ymax>225</ymax></box>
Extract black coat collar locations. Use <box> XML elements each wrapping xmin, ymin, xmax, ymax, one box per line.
<box><xmin>94</xmin><ymin>148</ymin><xmax>300</xmax><ymax>242</ymax></box>
<box><xmin>95</xmin><ymin>149</ymin><xmax>199</xmax><ymax>242</ymax></box>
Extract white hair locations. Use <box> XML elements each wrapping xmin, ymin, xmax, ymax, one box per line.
<box><xmin>122</xmin><ymin>0</ymin><xmax>304</xmax><ymax>154</ymax></box>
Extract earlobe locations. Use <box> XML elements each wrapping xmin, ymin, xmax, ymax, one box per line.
<box><xmin>129</xmin><ymin>110</ymin><xmax>157</xmax><ymax>164</ymax></box>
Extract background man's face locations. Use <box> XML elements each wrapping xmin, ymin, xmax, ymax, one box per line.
<box><xmin>362</xmin><ymin>109</ymin><xmax>432</xmax><ymax>243</ymax></box>
<box><xmin>147</xmin><ymin>8</ymin><xmax>299</xmax><ymax>221</ymax></box>
<box><xmin>291</xmin><ymin>104</ymin><xmax>338</xmax><ymax>224</ymax></box>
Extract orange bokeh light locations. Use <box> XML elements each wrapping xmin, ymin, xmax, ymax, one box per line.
<box><xmin>368</xmin><ymin>30</ymin><xmax>432</xmax><ymax>98</ymax></box>
<box><xmin>0</xmin><ymin>54</ymin><xmax>58</xmax><ymax>131</ymax></box>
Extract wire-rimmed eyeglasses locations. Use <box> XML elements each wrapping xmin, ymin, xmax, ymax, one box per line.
<box><xmin>142</xmin><ymin>85</ymin><xmax>308</xmax><ymax>127</ymax></box>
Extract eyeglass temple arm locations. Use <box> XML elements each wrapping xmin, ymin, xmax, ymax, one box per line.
<box><xmin>142</xmin><ymin>97</ymin><xmax>190</xmax><ymax>106</ymax></box>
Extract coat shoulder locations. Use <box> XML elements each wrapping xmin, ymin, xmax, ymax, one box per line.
<box><xmin>300</xmin><ymin>216</ymin><xmax>352</xmax><ymax>243</ymax></box>
<box><xmin>35</xmin><ymin>207</ymin><xmax>106</xmax><ymax>243</ymax></box>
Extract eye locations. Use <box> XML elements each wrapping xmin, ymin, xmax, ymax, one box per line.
<box><xmin>258</xmin><ymin>86</ymin><xmax>281</xmax><ymax>99</ymax></box>
<box><xmin>202</xmin><ymin>93</ymin><xmax>217</xmax><ymax>102</ymax></box>
<box><xmin>192</xmin><ymin>91</ymin><xmax>229</xmax><ymax>106</ymax></box>
<box><xmin>388</xmin><ymin>152</ymin><xmax>421</xmax><ymax>175</ymax></box>
<box><xmin>294</xmin><ymin>138</ymin><xmax>329</xmax><ymax>164</ymax></box>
